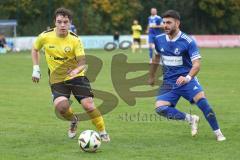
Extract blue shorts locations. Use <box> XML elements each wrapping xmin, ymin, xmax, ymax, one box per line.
<box><xmin>156</xmin><ymin>78</ymin><xmax>203</xmax><ymax>107</ymax></box>
<box><xmin>148</xmin><ymin>34</ymin><xmax>157</xmax><ymax>43</ymax></box>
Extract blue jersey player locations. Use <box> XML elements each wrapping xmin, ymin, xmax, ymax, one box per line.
<box><xmin>147</xmin><ymin>8</ymin><xmax>164</xmax><ymax>63</ymax></box>
<box><xmin>148</xmin><ymin>10</ymin><xmax>226</xmax><ymax>141</ymax></box>
<box><xmin>70</xmin><ymin>23</ymin><xmax>77</xmax><ymax>34</ymax></box>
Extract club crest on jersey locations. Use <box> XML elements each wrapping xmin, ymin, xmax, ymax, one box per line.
<box><xmin>174</xmin><ymin>48</ymin><xmax>180</xmax><ymax>55</ymax></box>
<box><xmin>64</xmin><ymin>46</ymin><xmax>71</xmax><ymax>53</ymax></box>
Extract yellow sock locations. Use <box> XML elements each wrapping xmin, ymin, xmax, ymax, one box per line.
<box><xmin>62</xmin><ymin>107</ymin><xmax>75</xmax><ymax>121</ymax></box>
<box><xmin>87</xmin><ymin>108</ymin><xmax>105</xmax><ymax>132</ymax></box>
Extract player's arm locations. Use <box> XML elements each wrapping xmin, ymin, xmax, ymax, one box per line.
<box><xmin>152</xmin><ymin>19</ymin><xmax>164</xmax><ymax>29</ymax></box>
<box><xmin>154</xmin><ymin>23</ymin><xmax>164</xmax><ymax>29</ymax></box>
<box><xmin>148</xmin><ymin>54</ymin><xmax>160</xmax><ymax>86</ymax></box>
<box><xmin>68</xmin><ymin>55</ymin><xmax>87</xmax><ymax>77</ymax></box>
<box><xmin>137</xmin><ymin>26</ymin><xmax>142</xmax><ymax>31</ymax></box>
<box><xmin>32</xmin><ymin>48</ymin><xmax>40</xmax><ymax>66</ymax></box>
<box><xmin>176</xmin><ymin>40</ymin><xmax>201</xmax><ymax>86</ymax></box>
<box><xmin>150</xmin><ymin>23</ymin><xmax>164</xmax><ymax>29</ymax></box>
<box><xmin>31</xmin><ymin>48</ymin><xmax>41</xmax><ymax>83</ymax></box>
<box><xmin>151</xmin><ymin>22</ymin><xmax>164</xmax><ymax>29</ymax></box>
<box><xmin>68</xmin><ymin>39</ymin><xmax>87</xmax><ymax>77</ymax></box>
<box><xmin>31</xmin><ymin>34</ymin><xmax>43</xmax><ymax>83</ymax></box>
<box><xmin>188</xmin><ymin>59</ymin><xmax>201</xmax><ymax>77</ymax></box>
<box><xmin>176</xmin><ymin>59</ymin><xmax>200</xmax><ymax>86</ymax></box>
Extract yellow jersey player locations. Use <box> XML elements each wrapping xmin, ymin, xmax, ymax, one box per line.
<box><xmin>131</xmin><ymin>20</ymin><xmax>142</xmax><ymax>53</ymax></box>
<box><xmin>31</xmin><ymin>7</ymin><xmax>110</xmax><ymax>142</ymax></box>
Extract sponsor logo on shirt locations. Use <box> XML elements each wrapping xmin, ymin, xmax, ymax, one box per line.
<box><xmin>53</xmin><ymin>57</ymin><xmax>68</xmax><ymax>61</ymax></box>
<box><xmin>162</xmin><ymin>55</ymin><xmax>183</xmax><ymax>66</ymax></box>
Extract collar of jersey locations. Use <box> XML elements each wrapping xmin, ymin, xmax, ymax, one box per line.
<box><xmin>166</xmin><ymin>31</ymin><xmax>182</xmax><ymax>42</ymax></box>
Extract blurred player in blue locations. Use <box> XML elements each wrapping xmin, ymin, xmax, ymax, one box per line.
<box><xmin>146</xmin><ymin>8</ymin><xmax>164</xmax><ymax>63</ymax></box>
<box><xmin>70</xmin><ymin>23</ymin><xmax>77</xmax><ymax>34</ymax></box>
<box><xmin>148</xmin><ymin>10</ymin><xmax>226</xmax><ymax>141</ymax></box>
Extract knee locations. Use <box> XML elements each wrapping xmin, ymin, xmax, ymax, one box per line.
<box><xmin>193</xmin><ymin>92</ymin><xmax>205</xmax><ymax>103</ymax></box>
<box><xmin>155</xmin><ymin>100</ymin><xmax>171</xmax><ymax>116</ymax></box>
<box><xmin>155</xmin><ymin>101</ymin><xmax>170</xmax><ymax>108</ymax></box>
<box><xmin>54</xmin><ymin>97</ymin><xmax>70</xmax><ymax>114</ymax></box>
<box><xmin>81</xmin><ymin>97</ymin><xmax>95</xmax><ymax>111</ymax></box>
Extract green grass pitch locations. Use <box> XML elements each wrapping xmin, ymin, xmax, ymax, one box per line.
<box><xmin>0</xmin><ymin>48</ymin><xmax>240</xmax><ymax>160</ymax></box>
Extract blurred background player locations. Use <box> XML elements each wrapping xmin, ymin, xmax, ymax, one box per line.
<box><xmin>0</xmin><ymin>33</ymin><xmax>7</xmax><ymax>53</ymax></box>
<box><xmin>131</xmin><ymin>20</ymin><xmax>142</xmax><ymax>53</ymax></box>
<box><xmin>0</xmin><ymin>33</ymin><xmax>7</xmax><ymax>48</ymax></box>
<box><xmin>113</xmin><ymin>31</ymin><xmax>120</xmax><ymax>45</ymax></box>
<box><xmin>70</xmin><ymin>23</ymin><xmax>77</xmax><ymax>34</ymax></box>
<box><xmin>31</xmin><ymin>7</ymin><xmax>110</xmax><ymax>142</ymax></box>
<box><xmin>148</xmin><ymin>10</ymin><xmax>226</xmax><ymax>141</ymax></box>
<box><xmin>146</xmin><ymin>8</ymin><xmax>164</xmax><ymax>63</ymax></box>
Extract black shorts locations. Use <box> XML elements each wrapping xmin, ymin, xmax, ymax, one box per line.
<box><xmin>133</xmin><ymin>38</ymin><xmax>141</xmax><ymax>44</ymax></box>
<box><xmin>50</xmin><ymin>76</ymin><xmax>94</xmax><ymax>103</ymax></box>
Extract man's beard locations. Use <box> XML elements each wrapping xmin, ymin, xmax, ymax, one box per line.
<box><xmin>167</xmin><ymin>27</ymin><xmax>176</xmax><ymax>35</ymax></box>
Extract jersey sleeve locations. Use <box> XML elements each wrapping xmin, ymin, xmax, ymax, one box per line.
<box><xmin>75</xmin><ymin>38</ymin><xmax>85</xmax><ymax>57</ymax></box>
<box><xmin>33</xmin><ymin>33</ymin><xmax>44</xmax><ymax>50</ymax></box>
<box><xmin>188</xmin><ymin>40</ymin><xmax>201</xmax><ymax>61</ymax></box>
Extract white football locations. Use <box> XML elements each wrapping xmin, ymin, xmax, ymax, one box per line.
<box><xmin>78</xmin><ymin>130</ymin><xmax>101</xmax><ymax>152</ymax></box>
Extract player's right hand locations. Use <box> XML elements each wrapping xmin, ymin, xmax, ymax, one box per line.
<box><xmin>148</xmin><ymin>77</ymin><xmax>155</xmax><ymax>86</ymax></box>
<box><xmin>32</xmin><ymin>65</ymin><xmax>41</xmax><ymax>83</ymax></box>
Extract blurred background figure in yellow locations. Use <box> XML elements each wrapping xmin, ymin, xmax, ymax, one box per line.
<box><xmin>131</xmin><ymin>20</ymin><xmax>142</xmax><ymax>53</ymax></box>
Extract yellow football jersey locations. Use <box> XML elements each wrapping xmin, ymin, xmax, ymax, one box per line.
<box><xmin>132</xmin><ymin>24</ymin><xmax>142</xmax><ymax>39</ymax></box>
<box><xmin>34</xmin><ymin>28</ymin><xmax>85</xmax><ymax>84</ymax></box>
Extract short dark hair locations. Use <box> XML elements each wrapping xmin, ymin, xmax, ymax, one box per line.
<box><xmin>162</xmin><ymin>10</ymin><xmax>180</xmax><ymax>20</ymax></box>
<box><xmin>54</xmin><ymin>7</ymin><xmax>73</xmax><ymax>21</ymax></box>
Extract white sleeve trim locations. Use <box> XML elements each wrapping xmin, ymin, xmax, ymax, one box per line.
<box><xmin>191</xmin><ymin>55</ymin><xmax>201</xmax><ymax>61</ymax></box>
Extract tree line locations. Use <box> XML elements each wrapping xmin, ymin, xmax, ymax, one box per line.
<box><xmin>0</xmin><ymin>0</ymin><xmax>239</xmax><ymax>36</ymax></box>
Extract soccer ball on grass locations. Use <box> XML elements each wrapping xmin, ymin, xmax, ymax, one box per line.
<box><xmin>78</xmin><ymin>130</ymin><xmax>101</xmax><ymax>152</ymax></box>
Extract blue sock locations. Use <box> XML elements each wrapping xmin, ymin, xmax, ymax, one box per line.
<box><xmin>149</xmin><ymin>48</ymin><xmax>153</xmax><ymax>59</ymax></box>
<box><xmin>155</xmin><ymin>106</ymin><xmax>186</xmax><ymax>120</ymax></box>
<box><xmin>196</xmin><ymin>98</ymin><xmax>219</xmax><ymax>131</ymax></box>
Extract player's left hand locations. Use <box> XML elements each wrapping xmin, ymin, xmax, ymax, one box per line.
<box><xmin>32</xmin><ymin>65</ymin><xmax>41</xmax><ymax>83</ymax></box>
<box><xmin>176</xmin><ymin>76</ymin><xmax>188</xmax><ymax>86</ymax></box>
<box><xmin>68</xmin><ymin>68</ymin><xmax>80</xmax><ymax>77</ymax></box>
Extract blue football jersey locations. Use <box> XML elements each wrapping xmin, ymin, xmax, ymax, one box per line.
<box><xmin>148</xmin><ymin>15</ymin><xmax>163</xmax><ymax>35</ymax></box>
<box><xmin>154</xmin><ymin>31</ymin><xmax>201</xmax><ymax>85</ymax></box>
<box><xmin>70</xmin><ymin>24</ymin><xmax>77</xmax><ymax>33</ymax></box>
